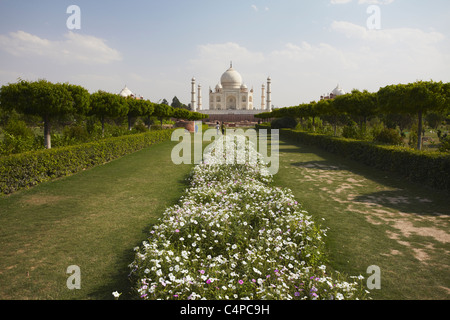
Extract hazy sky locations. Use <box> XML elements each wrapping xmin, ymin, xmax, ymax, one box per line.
<box><xmin>0</xmin><ymin>0</ymin><xmax>449</xmax><ymax>108</ymax></box>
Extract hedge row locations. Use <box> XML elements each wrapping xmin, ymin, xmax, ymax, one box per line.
<box><xmin>0</xmin><ymin>129</ymin><xmax>174</xmax><ymax>195</ymax></box>
<box><xmin>275</xmin><ymin>128</ymin><xmax>450</xmax><ymax>192</ymax></box>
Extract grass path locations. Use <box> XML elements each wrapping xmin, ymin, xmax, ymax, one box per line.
<box><xmin>274</xmin><ymin>137</ymin><xmax>450</xmax><ymax>300</ymax></box>
<box><xmin>0</xmin><ymin>139</ymin><xmax>193</xmax><ymax>300</ymax></box>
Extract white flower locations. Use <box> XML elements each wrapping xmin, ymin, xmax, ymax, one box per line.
<box><xmin>112</xmin><ymin>291</ymin><xmax>121</xmax><ymax>299</ymax></box>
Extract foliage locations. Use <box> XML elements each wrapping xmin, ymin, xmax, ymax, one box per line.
<box><xmin>373</xmin><ymin>128</ymin><xmax>404</xmax><ymax>146</ymax></box>
<box><xmin>378</xmin><ymin>81</ymin><xmax>448</xmax><ymax>150</ymax></box>
<box><xmin>271</xmin><ymin>117</ymin><xmax>297</xmax><ymax>129</ymax></box>
<box><xmin>260</xmin><ymin>80</ymin><xmax>450</xmax><ymax>150</ymax></box>
<box><xmin>341</xmin><ymin>120</ymin><xmax>360</xmax><ymax>139</ymax></box>
<box><xmin>0</xmin><ymin>79</ymin><xmax>76</xmax><ymax>149</ymax></box>
<box><xmin>153</xmin><ymin>103</ymin><xmax>174</xmax><ymax>126</ymax></box>
<box><xmin>439</xmin><ymin>136</ymin><xmax>450</xmax><ymax>152</ymax></box>
<box><xmin>90</xmin><ymin>90</ymin><xmax>129</xmax><ymax>135</ymax></box>
<box><xmin>0</xmin><ymin>129</ymin><xmax>174</xmax><ymax>195</ymax></box>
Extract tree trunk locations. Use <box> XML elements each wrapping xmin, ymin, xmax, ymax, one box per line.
<box><xmin>101</xmin><ymin>116</ymin><xmax>105</xmax><ymax>137</ymax></box>
<box><xmin>44</xmin><ymin>115</ymin><xmax>51</xmax><ymax>149</ymax></box>
<box><xmin>128</xmin><ymin>116</ymin><xmax>133</xmax><ymax>131</ymax></box>
<box><xmin>417</xmin><ymin>110</ymin><xmax>423</xmax><ymax>150</ymax></box>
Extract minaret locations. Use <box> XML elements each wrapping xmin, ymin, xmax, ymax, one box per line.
<box><xmin>191</xmin><ymin>77</ymin><xmax>196</xmax><ymax>112</ymax></box>
<box><xmin>261</xmin><ymin>84</ymin><xmax>266</xmax><ymax>110</ymax></box>
<box><xmin>197</xmin><ymin>84</ymin><xmax>202</xmax><ymax>111</ymax></box>
<box><xmin>266</xmin><ymin>76</ymin><xmax>272</xmax><ymax>111</ymax></box>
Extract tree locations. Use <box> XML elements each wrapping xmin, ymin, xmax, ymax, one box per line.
<box><xmin>188</xmin><ymin>111</ymin><xmax>208</xmax><ymax>121</ymax></box>
<box><xmin>316</xmin><ymin>98</ymin><xmax>345</xmax><ymax>136</ymax></box>
<box><xmin>126</xmin><ymin>97</ymin><xmax>146</xmax><ymax>131</ymax></box>
<box><xmin>378</xmin><ymin>81</ymin><xmax>447</xmax><ymax>150</ymax></box>
<box><xmin>171</xmin><ymin>96</ymin><xmax>183</xmax><ymax>109</ymax></box>
<box><xmin>173</xmin><ymin>107</ymin><xmax>190</xmax><ymax>121</ymax></box>
<box><xmin>65</xmin><ymin>83</ymin><xmax>91</xmax><ymax>116</ymax></box>
<box><xmin>90</xmin><ymin>91</ymin><xmax>128</xmax><ymax>136</ymax></box>
<box><xmin>255</xmin><ymin>112</ymin><xmax>273</xmax><ymax>120</ymax></box>
<box><xmin>302</xmin><ymin>102</ymin><xmax>319</xmax><ymax>131</ymax></box>
<box><xmin>0</xmin><ymin>79</ymin><xmax>75</xmax><ymax>149</ymax></box>
<box><xmin>141</xmin><ymin>100</ymin><xmax>155</xmax><ymax>130</ymax></box>
<box><xmin>153</xmin><ymin>103</ymin><xmax>174</xmax><ymax>127</ymax></box>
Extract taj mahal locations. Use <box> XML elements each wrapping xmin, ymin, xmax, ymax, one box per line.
<box><xmin>190</xmin><ymin>63</ymin><xmax>272</xmax><ymax>123</ymax></box>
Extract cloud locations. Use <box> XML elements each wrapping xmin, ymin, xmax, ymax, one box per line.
<box><xmin>251</xmin><ymin>5</ymin><xmax>269</xmax><ymax>12</ymax></box>
<box><xmin>0</xmin><ymin>31</ymin><xmax>122</xmax><ymax>65</ymax></box>
<box><xmin>331</xmin><ymin>20</ymin><xmax>445</xmax><ymax>44</ymax></box>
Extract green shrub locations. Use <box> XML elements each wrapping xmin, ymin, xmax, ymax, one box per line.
<box><xmin>3</xmin><ymin>120</ymin><xmax>35</xmax><ymax>139</ymax></box>
<box><xmin>133</xmin><ymin>122</ymin><xmax>148</xmax><ymax>133</ymax></box>
<box><xmin>374</xmin><ymin>128</ymin><xmax>404</xmax><ymax>145</ymax></box>
<box><xmin>0</xmin><ymin>133</ymin><xmax>38</xmax><ymax>155</ymax></box>
<box><xmin>439</xmin><ymin>137</ymin><xmax>450</xmax><ymax>153</ymax></box>
<box><xmin>0</xmin><ymin>129</ymin><xmax>174</xmax><ymax>195</ymax></box>
<box><xmin>62</xmin><ymin>125</ymin><xmax>91</xmax><ymax>143</ymax></box>
<box><xmin>271</xmin><ymin>117</ymin><xmax>297</xmax><ymax>129</ymax></box>
<box><xmin>342</xmin><ymin>121</ymin><xmax>359</xmax><ymax>139</ymax></box>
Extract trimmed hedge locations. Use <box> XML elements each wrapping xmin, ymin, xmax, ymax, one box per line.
<box><xmin>279</xmin><ymin>129</ymin><xmax>450</xmax><ymax>192</ymax></box>
<box><xmin>0</xmin><ymin>129</ymin><xmax>174</xmax><ymax>195</ymax></box>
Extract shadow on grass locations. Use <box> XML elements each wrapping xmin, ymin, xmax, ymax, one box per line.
<box><xmin>290</xmin><ymin>160</ymin><xmax>346</xmax><ymax>171</ymax></box>
<box><xmin>353</xmin><ymin>190</ymin><xmax>450</xmax><ymax>217</ymax></box>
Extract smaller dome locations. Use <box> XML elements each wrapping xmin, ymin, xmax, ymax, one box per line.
<box><xmin>119</xmin><ymin>85</ymin><xmax>133</xmax><ymax>97</ymax></box>
<box><xmin>241</xmin><ymin>83</ymin><xmax>248</xmax><ymax>89</ymax></box>
<box><xmin>331</xmin><ymin>84</ymin><xmax>346</xmax><ymax>96</ymax></box>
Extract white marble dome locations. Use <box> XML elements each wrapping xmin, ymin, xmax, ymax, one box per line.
<box><xmin>119</xmin><ymin>85</ymin><xmax>133</xmax><ymax>97</ymax></box>
<box><xmin>331</xmin><ymin>84</ymin><xmax>346</xmax><ymax>96</ymax></box>
<box><xmin>220</xmin><ymin>67</ymin><xmax>243</xmax><ymax>89</ymax></box>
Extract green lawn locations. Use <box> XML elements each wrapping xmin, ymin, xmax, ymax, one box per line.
<box><xmin>274</xmin><ymin>137</ymin><xmax>450</xmax><ymax>300</ymax></box>
<box><xmin>0</xmin><ymin>139</ymin><xmax>194</xmax><ymax>300</ymax></box>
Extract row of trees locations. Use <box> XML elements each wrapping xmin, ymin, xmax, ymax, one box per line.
<box><xmin>0</xmin><ymin>79</ymin><xmax>207</xmax><ymax>149</ymax></box>
<box><xmin>256</xmin><ymin>80</ymin><xmax>450</xmax><ymax>150</ymax></box>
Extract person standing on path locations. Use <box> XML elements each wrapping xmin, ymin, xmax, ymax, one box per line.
<box><xmin>216</xmin><ymin>121</ymin><xmax>220</xmax><ymax>135</ymax></box>
<box><xmin>221</xmin><ymin>122</ymin><xmax>225</xmax><ymax>135</ymax></box>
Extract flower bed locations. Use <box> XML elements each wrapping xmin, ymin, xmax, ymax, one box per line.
<box><xmin>129</xmin><ymin>134</ymin><xmax>369</xmax><ymax>300</ymax></box>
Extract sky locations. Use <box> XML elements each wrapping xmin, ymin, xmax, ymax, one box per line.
<box><xmin>0</xmin><ymin>0</ymin><xmax>449</xmax><ymax>109</ymax></box>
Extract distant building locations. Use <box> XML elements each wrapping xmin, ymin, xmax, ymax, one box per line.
<box><xmin>320</xmin><ymin>84</ymin><xmax>346</xmax><ymax>100</ymax></box>
<box><xmin>191</xmin><ymin>63</ymin><xmax>271</xmax><ymax>123</ymax></box>
<box><xmin>119</xmin><ymin>85</ymin><xmax>143</xmax><ymax>99</ymax></box>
